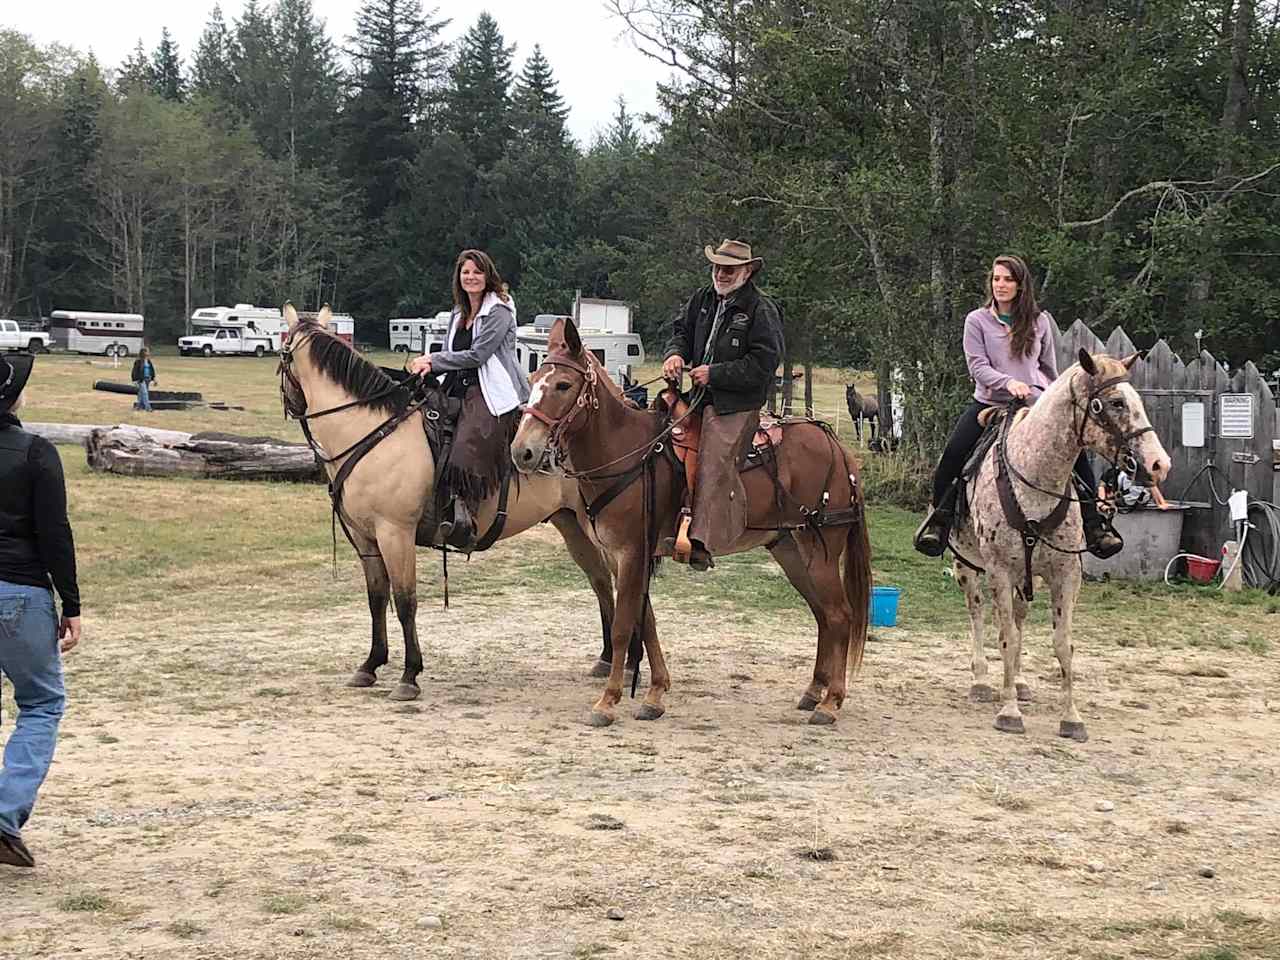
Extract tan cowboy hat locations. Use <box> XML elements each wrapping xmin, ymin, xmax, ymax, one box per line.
<box><xmin>704</xmin><ymin>239</ymin><xmax>763</xmax><ymax>271</ymax></box>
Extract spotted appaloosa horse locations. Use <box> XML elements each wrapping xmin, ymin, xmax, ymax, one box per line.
<box><xmin>951</xmin><ymin>350</ymin><xmax>1169</xmax><ymax>742</ymax></box>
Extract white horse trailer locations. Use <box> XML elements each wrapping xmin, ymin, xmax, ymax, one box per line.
<box><xmin>49</xmin><ymin>310</ymin><xmax>146</xmax><ymax>357</ymax></box>
<box><xmin>389</xmin><ymin>313</ymin><xmax>451</xmax><ymax>353</ymax></box>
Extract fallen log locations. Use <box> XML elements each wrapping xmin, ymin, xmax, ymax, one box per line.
<box><xmin>84</xmin><ymin>425</ymin><xmax>323</xmax><ymax>482</ymax></box>
<box><xmin>93</xmin><ymin>380</ymin><xmax>204</xmax><ymax>401</ymax></box>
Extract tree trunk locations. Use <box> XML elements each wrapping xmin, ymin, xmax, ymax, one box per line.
<box><xmin>84</xmin><ymin>425</ymin><xmax>322</xmax><ymax>482</ymax></box>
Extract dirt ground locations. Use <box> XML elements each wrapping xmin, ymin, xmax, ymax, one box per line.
<box><xmin>2</xmin><ymin>524</ymin><xmax>1278</xmax><ymax>960</ymax></box>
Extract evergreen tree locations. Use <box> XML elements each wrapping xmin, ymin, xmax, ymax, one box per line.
<box><xmin>150</xmin><ymin>27</ymin><xmax>186</xmax><ymax>102</ymax></box>
<box><xmin>115</xmin><ymin>39</ymin><xmax>152</xmax><ymax>93</ymax></box>
<box><xmin>604</xmin><ymin>96</ymin><xmax>640</xmax><ymax>154</ymax></box>
<box><xmin>274</xmin><ymin>0</ymin><xmax>344</xmax><ymax>167</ymax></box>
<box><xmin>191</xmin><ymin>5</ymin><xmax>237</xmax><ymax>105</ymax></box>
<box><xmin>343</xmin><ymin>0</ymin><xmax>449</xmax><ymax>220</ymax></box>
<box><xmin>444</xmin><ymin>12</ymin><xmax>514</xmax><ymax>169</ymax></box>
<box><xmin>511</xmin><ymin>45</ymin><xmax>569</xmax><ymax>145</ymax></box>
<box><xmin>231</xmin><ymin>0</ymin><xmax>278</xmax><ymax>138</ymax></box>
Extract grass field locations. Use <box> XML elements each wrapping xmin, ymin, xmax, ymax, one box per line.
<box><xmin>2</xmin><ymin>345</ymin><xmax>1278</xmax><ymax>959</ymax></box>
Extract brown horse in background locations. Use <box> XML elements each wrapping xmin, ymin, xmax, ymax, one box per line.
<box><xmin>278</xmin><ymin>305</ymin><xmax>625</xmax><ymax>700</ymax></box>
<box><xmin>511</xmin><ymin>318</ymin><xmax>872</xmax><ymax>726</ymax></box>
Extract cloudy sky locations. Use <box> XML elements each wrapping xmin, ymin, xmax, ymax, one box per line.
<box><xmin>6</xmin><ymin>0</ymin><xmax>674</xmax><ymax>144</ymax></box>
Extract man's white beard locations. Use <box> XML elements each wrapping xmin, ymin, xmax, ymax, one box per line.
<box><xmin>711</xmin><ymin>267</ymin><xmax>750</xmax><ymax>297</ymax></box>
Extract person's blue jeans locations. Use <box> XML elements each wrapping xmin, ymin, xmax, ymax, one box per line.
<box><xmin>0</xmin><ymin>581</ymin><xmax>65</xmax><ymax>840</ymax></box>
<box><xmin>134</xmin><ymin>380</ymin><xmax>152</xmax><ymax>412</ymax></box>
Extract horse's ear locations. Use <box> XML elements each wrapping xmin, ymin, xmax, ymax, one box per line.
<box><xmin>1077</xmin><ymin>347</ymin><xmax>1098</xmax><ymax>376</ymax></box>
<box><xmin>316</xmin><ymin>303</ymin><xmax>332</xmax><ymax>325</ymax></box>
<box><xmin>1121</xmin><ymin>352</ymin><xmax>1140</xmax><ymax>370</ymax></box>
<box><xmin>563</xmin><ymin>317</ymin><xmax>584</xmax><ymax>357</ymax></box>
<box><xmin>283</xmin><ymin>302</ymin><xmax>299</xmax><ymax>328</ymax></box>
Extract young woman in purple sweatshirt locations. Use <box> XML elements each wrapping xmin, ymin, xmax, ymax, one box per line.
<box><xmin>913</xmin><ymin>255</ymin><xmax>1121</xmax><ymax>559</ymax></box>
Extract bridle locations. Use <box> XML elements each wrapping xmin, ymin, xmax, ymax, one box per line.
<box><xmin>277</xmin><ymin>324</ymin><xmax>414</xmax><ymax>461</ymax></box>
<box><xmin>520</xmin><ymin>355</ymin><xmax>601</xmax><ymax>461</ymax></box>
<box><xmin>522</xmin><ymin>353</ymin><xmax>701</xmax><ymax>482</ymax></box>
<box><xmin>1070</xmin><ymin>371</ymin><xmax>1155</xmax><ymax>481</ymax></box>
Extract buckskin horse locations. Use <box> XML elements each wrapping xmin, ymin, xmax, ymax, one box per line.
<box><xmin>278</xmin><ymin>304</ymin><xmax>628</xmax><ymax>700</ymax></box>
<box><xmin>511</xmin><ymin>318</ymin><xmax>872</xmax><ymax>726</ymax></box>
<box><xmin>950</xmin><ymin>350</ymin><xmax>1169</xmax><ymax>741</ymax></box>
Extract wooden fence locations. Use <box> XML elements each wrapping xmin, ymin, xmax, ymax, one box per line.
<box><xmin>1054</xmin><ymin>320</ymin><xmax>1279</xmax><ymax>556</ymax></box>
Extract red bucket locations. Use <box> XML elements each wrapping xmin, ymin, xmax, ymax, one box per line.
<box><xmin>1186</xmin><ymin>556</ymin><xmax>1220</xmax><ymax>584</ymax></box>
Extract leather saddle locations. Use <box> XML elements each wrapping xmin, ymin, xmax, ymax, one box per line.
<box><xmin>657</xmin><ymin>387</ymin><xmax>784</xmax><ymax>562</ymax></box>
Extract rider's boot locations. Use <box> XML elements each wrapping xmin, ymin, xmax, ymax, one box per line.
<box><xmin>688</xmin><ymin>539</ymin><xmax>715</xmax><ymax>572</ymax></box>
<box><xmin>913</xmin><ymin>486</ymin><xmax>958</xmax><ymax>558</ymax></box>
<box><xmin>438</xmin><ymin>498</ymin><xmax>477</xmax><ymax>551</ymax></box>
<box><xmin>1080</xmin><ymin>498</ymin><xmax>1123</xmax><ymax>559</ymax></box>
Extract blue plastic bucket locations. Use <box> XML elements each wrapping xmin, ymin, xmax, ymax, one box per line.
<box><xmin>870</xmin><ymin>586</ymin><xmax>901</xmax><ymax>627</ymax></box>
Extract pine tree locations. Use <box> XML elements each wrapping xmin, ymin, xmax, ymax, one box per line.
<box><xmin>274</xmin><ymin>0</ymin><xmax>344</xmax><ymax>167</ymax></box>
<box><xmin>150</xmin><ymin>27</ymin><xmax>186</xmax><ymax>101</ymax></box>
<box><xmin>512</xmin><ymin>45</ymin><xmax>569</xmax><ymax>146</ymax></box>
<box><xmin>605</xmin><ymin>96</ymin><xmax>640</xmax><ymax>154</ymax></box>
<box><xmin>443</xmin><ymin>12</ymin><xmax>515</xmax><ymax>169</ymax></box>
<box><xmin>192</xmin><ymin>5</ymin><xmax>237</xmax><ymax>104</ymax></box>
<box><xmin>343</xmin><ymin>0</ymin><xmax>449</xmax><ymax>220</ymax></box>
<box><xmin>232</xmin><ymin>0</ymin><xmax>278</xmax><ymax>136</ymax></box>
<box><xmin>116</xmin><ymin>39</ymin><xmax>152</xmax><ymax>93</ymax></box>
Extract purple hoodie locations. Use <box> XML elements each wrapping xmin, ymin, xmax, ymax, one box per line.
<box><xmin>963</xmin><ymin>306</ymin><xmax>1059</xmax><ymax>404</ymax></box>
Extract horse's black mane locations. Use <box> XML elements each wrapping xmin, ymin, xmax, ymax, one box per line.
<box><xmin>297</xmin><ymin>320</ymin><xmax>410</xmax><ymax>416</ymax></box>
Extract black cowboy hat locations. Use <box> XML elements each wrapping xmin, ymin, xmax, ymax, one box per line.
<box><xmin>0</xmin><ymin>352</ymin><xmax>34</xmax><ymax>415</ymax></box>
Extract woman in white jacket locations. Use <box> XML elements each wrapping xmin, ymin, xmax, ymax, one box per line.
<box><xmin>409</xmin><ymin>249</ymin><xmax>529</xmax><ymax>549</ymax></box>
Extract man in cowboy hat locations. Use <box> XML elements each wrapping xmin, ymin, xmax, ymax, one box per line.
<box><xmin>0</xmin><ymin>353</ymin><xmax>81</xmax><ymax>868</ymax></box>
<box><xmin>661</xmin><ymin>239</ymin><xmax>783</xmax><ymax>570</ymax></box>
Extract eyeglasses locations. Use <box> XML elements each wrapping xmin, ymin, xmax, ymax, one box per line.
<box><xmin>714</xmin><ymin>264</ymin><xmax>743</xmax><ymax>274</ymax></box>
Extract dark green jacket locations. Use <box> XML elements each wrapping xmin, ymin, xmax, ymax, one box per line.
<box><xmin>662</xmin><ymin>281</ymin><xmax>783</xmax><ymax>415</ymax></box>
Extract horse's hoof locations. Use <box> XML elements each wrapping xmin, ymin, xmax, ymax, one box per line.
<box><xmin>969</xmin><ymin>683</ymin><xmax>995</xmax><ymax>703</ymax></box>
<box><xmin>346</xmin><ymin>671</ymin><xmax>377</xmax><ymax>688</ymax></box>
<box><xmin>388</xmin><ymin>683</ymin><xmax>420</xmax><ymax>702</ymax></box>
<box><xmin>994</xmin><ymin>714</ymin><xmax>1025</xmax><ymax>735</ymax></box>
<box><xmin>635</xmin><ymin>703</ymin><xmax>665</xmax><ymax>721</ymax></box>
<box><xmin>1059</xmin><ymin>720</ymin><xmax>1089</xmax><ymax>742</ymax></box>
<box><xmin>588</xmin><ymin>710</ymin><xmax>615</xmax><ymax>728</ymax></box>
<box><xmin>1016</xmin><ymin>682</ymin><xmax>1034</xmax><ymax>703</ymax></box>
<box><xmin>796</xmin><ymin>694</ymin><xmax>820</xmax><ymax>711</ymax></box>
<box><xmin>588</xmin><ymin>659</ymin><xmax>611</xmax><ymax>679</ymax></box>
<box><xmin>808</xmin><ymin>709</ymin><xmax>838</xmax><ymax>726</ymax></box>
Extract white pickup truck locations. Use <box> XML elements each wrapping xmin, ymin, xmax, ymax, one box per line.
<box><xmin>0</xmin><ymin>320</ymin><xmax>52</xmax><ymax>353</ymax></box>
<box><xmin>178</xmin><ymin>326</ymin><xmax>277</xmax><ymax>357</ymax></box>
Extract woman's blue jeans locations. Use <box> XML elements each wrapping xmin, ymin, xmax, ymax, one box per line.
<box><xmin>134</xmin><ymin>380</ymin><xmax>152</xmax><ymax>412</ymax></box>
<box><xmin>0</xmin><ymin>582</ymin><xmax>65</xmax><ymax>839</ymax></box>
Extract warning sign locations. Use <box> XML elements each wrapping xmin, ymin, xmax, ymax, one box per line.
<box><xmin>1219</xmin><ymin>394</ymin><xmax>1254</xmax><ymax>439</ymax></box>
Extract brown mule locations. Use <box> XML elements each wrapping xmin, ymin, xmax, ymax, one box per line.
<box><xmin>511</xmin><ymin>318</ymin><xmax>873</xmax><ymax>726</ymax></box>
<box><xmin>278</xmin><ymin>305</ymin><xmax>624</xmax><ymax>700</ymax></box>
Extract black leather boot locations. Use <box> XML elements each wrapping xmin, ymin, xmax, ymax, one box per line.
<box><xmin>913</xmin><ymin>487</ymin><xmax>957</xmax><ymax>558</ymax></box>
<box><xmin>438</xmin><ymin>498</ymin><xmax>477</xmax><ymax>550</ymax></box>
<box><xmin>1081</xmin><ymin>499</ymin><xmax>1123</xmax><ymax>559</ymax></box>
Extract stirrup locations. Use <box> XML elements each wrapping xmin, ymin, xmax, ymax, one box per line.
<box><xmin>673</xmin><ymin>508</ymin><xmax>693</xmax><ymax>564</ymax></box>
<box><xmin>913</xmin><ymin>506</ymin><xmax>952</xmax><ymax>558</ymax></box>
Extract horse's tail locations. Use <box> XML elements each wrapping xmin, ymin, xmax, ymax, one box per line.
<box><xmin>842</xmin><ymin>458</ymin><xmax>872</xmax><ymax>676</ymax></box>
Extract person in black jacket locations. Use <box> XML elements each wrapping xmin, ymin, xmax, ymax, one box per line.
<box><xmin>0</xmin><ymin>353</ymin><xmax>81</xmax><ymax>869</ymax></box>
<box><xmin>130</xmin><ymin>348</ymin><xmax>157</xmax><ymax>413</ymax></box>
<box><xmin>661</xmin><ymin>239</ymin><xmax>783</xmax><ymax>570</ymax></box>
